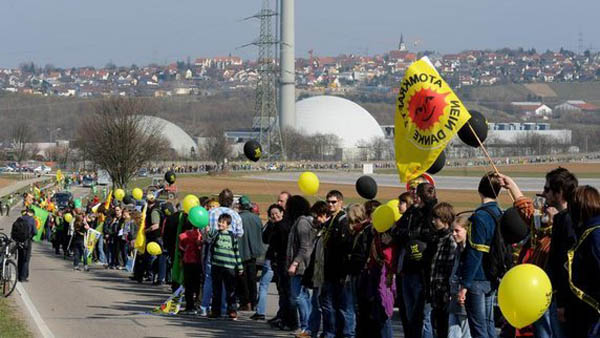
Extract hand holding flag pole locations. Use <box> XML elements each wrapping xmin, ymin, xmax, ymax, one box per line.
<box><xmin>466</xmin><ymin>123</ymin><xmax>516</xmax><ymax>202</ymax></box>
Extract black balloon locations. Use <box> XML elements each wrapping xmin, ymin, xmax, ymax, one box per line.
<box><xmin>500</xmin><ymin>207</ymin><xmax>529</xmax><ymax>244</ymax></box>
<box><xmin>355</xmin><ymin>175</ymin><xmax>377</xmax><ymax>200</ymax></box>
<box><xmin>164</xmin><ymin>170</ymin><xmax>176</xmax><ymax>185</ymax></box>
<box><xmin>458</xmin><ymin>110</ymin><xmax>488</xmax><ymax>148</ymax></box>
<box><xmin>426</xmin><ymin>151</ymin><xmax>446</xmax><ymax>175</ymax></box>
<box><xmin>244</xmin><ymin>140</ymin><xmax>262</xmax><ymax>162</ymax></box>
<box><xmin>122</xmin><ymin>195</ymin><xmax>135</xmax><ymax>205</ymax></box>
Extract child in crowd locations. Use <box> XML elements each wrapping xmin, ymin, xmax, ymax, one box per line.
<box><xmin>178</xmin><ymin>217</ymin><xmax>204</xmax><ymax>314</ymax></box>
<box><xmin>448</xmin><ymin>215</ymin><xmax>471</xmax><ymax>338</ymax></box>
<box><xmin>398</xmin><ymin>192</ymin><xmax>414</xmax><ymax>216</ymax></box>
<box><xmin>429</xmin><ymin>202</ymin><xmax>458</xmax><ymax>338</ymax></box>
<box><xmin>209</xmin><ymin>213</ymin><xmax>243</xmax><ymax>320</ymax></box>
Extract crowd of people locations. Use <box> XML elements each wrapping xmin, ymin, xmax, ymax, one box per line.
<box><xmin>14</xmin><ymin>166</ymin><xmax>600</xmax><ymax>338</ymax></box>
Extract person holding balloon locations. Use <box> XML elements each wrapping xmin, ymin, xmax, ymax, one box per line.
<box><xmin>178</xmin><ymin>205</ymin><xmax>209</xmax><ymax>315</ymax></box>
<box><xmin>357</xmin><ymin>202</ymin><xmax>399</xmax><ymax>338</ymax></box>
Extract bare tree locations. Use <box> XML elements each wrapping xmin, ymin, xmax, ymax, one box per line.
<box><xmin>203</xmin><ymin>127</ymin><xmax>231</xmax><ymax>170</ymax></box>
<box><xmin>11</xmin><ymin>120</ymin><xmax>34</xmax><ymax>163</ymax></box>
<box><xmin>76</xmin><ymin>97</ymin><xmax>170</xmax><ymax>188</ymax></box>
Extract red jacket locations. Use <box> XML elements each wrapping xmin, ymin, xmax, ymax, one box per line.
<box><xmin>178</xmin><ymin>229</ymin><xmax>203</xmax><ymax>264</ymax></box>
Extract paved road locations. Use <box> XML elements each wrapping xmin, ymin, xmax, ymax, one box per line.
<box><xmin>5</xmin><ymin>186</ymin><xmax>405</xmax><ymax>337</ymax></box>
<box><xmin>249</xmin><ymin>172</ymin><xmax>600</xmax><ymax>192</ymax></box>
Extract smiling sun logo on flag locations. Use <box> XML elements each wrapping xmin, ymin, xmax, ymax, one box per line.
<box><xmin>408</xmin><ymin>88</ymin><xmax>449</xmax><ymax>131</ymax></box>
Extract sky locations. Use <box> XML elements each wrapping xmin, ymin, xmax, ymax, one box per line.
<box><xmin>0</xmin><ymin>0</ymin><xmax>598</xmax><ymax>68</ymax></box>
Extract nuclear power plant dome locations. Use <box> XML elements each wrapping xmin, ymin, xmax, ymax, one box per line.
<box><xmin>139</xmin><ymin>116</ymin><xmax>197</xmax><ymax>156</ymax></box>
<box><xmin>295</xmin><ymin>95</ymin><xmax>385</xmax><ymax>148</ymax></box>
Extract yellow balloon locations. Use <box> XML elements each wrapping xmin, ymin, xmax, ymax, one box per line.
<box><xmin>372</xmin><ymin>205</ymin><xmax>396</xmax><ymax>233</ymax></box>
<box><xmin>132</xmin><ymin>188</ymin><xmax>143</xmax><ymax>201</ymax></box>
<box><xmin>182</xmin><ymin>194</ymin><xmax>200</xmax><ymax>214</ymax></box>
<box><xmin>386</xmin><ymin>199</ymin><xmax>402</xmax><ymax>221</ymax></box>
<box><xmin>146</xmin><ymin>242</ymin><xmax>162</xmax><ymax>256</ymax></box>
<box><xmin>498</xmin><ymin>264</ymin><xmax>552</xmax><ymax>329</ymax></box>
<box><xmin>298</xmin><ymin>172</ymin><xmax>319</xmax><ymax>195</ymax></box>
<box><xmin>64</xmin><ymin>213</ymin><xmax>73</xmax><ymax>223</ymax></box>
<box><xmin>114</xmin><ymin>188</ymin><xmax>125</xmax><ymax>201</ymax></box>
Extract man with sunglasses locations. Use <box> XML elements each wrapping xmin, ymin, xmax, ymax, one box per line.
<box><xmin>320</xmin><ymin>190</ymin><xmax>355</xmax><ymax>338</ymax></box>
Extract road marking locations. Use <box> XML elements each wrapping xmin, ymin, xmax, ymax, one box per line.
<box><xmin>16</xmin><ymin>283</ymin><xmax>55</xmax><ymax>338</ymax></box>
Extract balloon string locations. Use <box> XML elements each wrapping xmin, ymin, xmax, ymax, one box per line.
<box><xmin>467</xmin><ymin>122</ymin><xmax>515</xmax><ymax>203</ymax></box>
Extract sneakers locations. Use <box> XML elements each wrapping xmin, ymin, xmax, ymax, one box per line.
<box><xmin>295</xmin><ymin>330</ymin><xmax>311</xmax><ymax>338</ymax></box>
<box><xmin>198</xmin><ymin>308</ymin><xmax>208</xmax><ymax>317</ymax></box>
<box><xmin>250</xmin><ymin>313</ymin><xmax>266</xmax><ymax>320</ymax></box>
<box><xmin>74</xmin><ymin>266</ymin><xmax>81</xmax><ymax>271</ymax></box>
<box><xmin>83</xmin><ymin>266</ymin><xmax>89</xmax><ymax>272</ymax></box>
<box><xmin>228</xmin><ymin>311</ymin><xmax>238</xmax><ymax>320</ymax></box>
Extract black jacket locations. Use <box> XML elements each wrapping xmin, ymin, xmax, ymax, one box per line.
<box><xmin>323</xmin><ymin>211</ymin><xmax>351</xmax><ymax>282</ymax></box>
<box><xmin>265</xmin><ymin>217</ymin><xmax>291</xmax><ymax>264</ymax></box>
<box><xmin>393</xmin><ymin>200</ymin><xmax>437</xmax><ymax>275</ymax></box>
<box><xmin>547</xmin><ymin>209</ymin><xmax>577</xmax><ymax>308</ymax></box>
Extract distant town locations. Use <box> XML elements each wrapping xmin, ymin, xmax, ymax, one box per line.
<box><xmin>2</xmin><ymin>39</ymin><xmax>599</xmax><ymax>100</ymax></box>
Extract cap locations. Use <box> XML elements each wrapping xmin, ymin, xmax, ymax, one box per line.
<box><xmin>239</xmin><ymin>195</ymin><xmax>252</xmax><ymax>208</ymax></box>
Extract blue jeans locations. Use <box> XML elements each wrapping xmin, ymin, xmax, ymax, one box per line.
<box><xmin>96</xmin><ymin>238</ymin><xmax>107</xmax><ymax>264</ymax></box>
<box><xmin>309</xmin><ymin>287</ymin><xmax>322</xmax><ymax>337</ymax></box>
<box><xmin>290</xmin><ymin>275</ymin><xmax>312</xmax><ymax>331</ymax></box>
<box><xmin>320</xmin><ymin>280</ymin><xmax>356</xmax><ymax>338</ymax></box>
<box><xmin>533</xmin><ymin>298</ymin><xmax>564</xmax><ymax>338</ymax></box>
<box><xmin>402</xmin><ymin>272</ymin><xmax>426</xmax><ymax>338</ymax></box>
<box><xmin>256</xmin><ymin>260</ymin><xmax>274</xmax><ymax>315</ymax></box>
<box><xmin>423</xmin><ymin>302</ymin><xmax>433</xmax><ymax>338</ymax></box>
<box><xmin>381</xmin><ymin>318</ymin><xmax>393</xmax><ymax>338</ymax></box>
<box><xmin>200</xmin><ymin>257</ymin><xmax>226</xmax><ymax>313</ymax></box>
<box><xmin>449</xmin><ymin>313</ymin><xmax>471</xmax><ymax>338</ymax></box>
<box><xmin>464</xmin><ymin>281</ymin><xmax>496</xmax><ymax>338</ymax></box>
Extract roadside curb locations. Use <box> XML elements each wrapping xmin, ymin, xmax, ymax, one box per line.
<box><xmin>15</xmin><ymin>283</ymin><xmax>55</xmax><ymax>338</ymax></box>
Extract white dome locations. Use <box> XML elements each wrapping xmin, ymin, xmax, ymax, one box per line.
<box><xmin>140</xmin><ymin>116</ymin><xmax>197</xmax><ymax>156</ymax></box>
<box><xmin>295</xmin><ymin>96</ymin><xmax>385</xmax><ymax>148</ymax></box>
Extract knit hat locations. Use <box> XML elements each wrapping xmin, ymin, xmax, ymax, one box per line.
<box><xmin>239</xmin><ymin>195</ymin><xmax>252</xmax><ymax>209</ymax></box>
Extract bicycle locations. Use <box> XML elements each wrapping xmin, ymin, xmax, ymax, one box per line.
<box><xmin>0</xmin><ymin>229</ymin><xmax>18</xmax><ymax>297</ymax></box>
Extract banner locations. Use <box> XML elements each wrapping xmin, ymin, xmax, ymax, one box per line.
<box><xmin>85</xmin><ymin>228</ymin><xmax>102</xmax><ymax>259</ymax></box>
<box><xmin>395</xmin><ymin>57</ymin><xmax>471</xmax><ymax>182</ymax></box>
<box><xmin>32</xmin><ymin>206</ymin><xmax>49</xmax><ymax>242</ymax></box>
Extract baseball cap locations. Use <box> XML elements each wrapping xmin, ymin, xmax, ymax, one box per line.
<box><xmin>239</xmin><ymin>195</ymin><xmax>252</xmax><ymax>208</ymax></box>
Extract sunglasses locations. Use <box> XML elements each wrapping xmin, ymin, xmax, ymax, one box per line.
<box><xmin>327</xmin><ymin>200</ymin><xmax>338</xmax><ymax>204</ymax></box>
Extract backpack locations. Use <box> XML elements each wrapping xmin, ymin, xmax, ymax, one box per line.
<box><xmin>11</xmin><ymin>217</ymin><xmax>30</xmax><ymax>243</ymax></box>
<box><xmin>478</xmin><ymin>207</ymin><xmax>514</xmax><ymax>289</ymax></box>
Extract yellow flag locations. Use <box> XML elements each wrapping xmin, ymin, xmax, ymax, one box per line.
<box><xmin>56</xmin><ymin>170</ymin><xmax>63</xmax><ymax>183</ymax></box>
<box><xmin>395</xmin><ymin>57</ymin><xmax>471</xmax><ymax>183</ymax></box>
<box><xmin>134</xmin><ymin>203</ymin><xmax>148</xmax><ymax>254</ymax></box>
<box><xmin>104</xmin><ymin>189</ymin><xmax>113</xmax><ymax>210</ymax></box>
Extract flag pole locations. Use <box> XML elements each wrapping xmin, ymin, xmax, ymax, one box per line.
<box><xmin>467</xmin><ymin>123</ymin><xmax>515</xmax><ymax>202</ymax></box>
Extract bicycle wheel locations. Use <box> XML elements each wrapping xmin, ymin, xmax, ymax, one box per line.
<box><xmin>2</xmin><ymin>260</ymin><xmax>17</xmax><ymax>297</ymax></box>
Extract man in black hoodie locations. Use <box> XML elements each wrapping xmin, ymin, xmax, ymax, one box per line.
<box><xmin>393</xmin><ymin>182</ymin><xmax>437</xmax><ymax>338</ymax></box>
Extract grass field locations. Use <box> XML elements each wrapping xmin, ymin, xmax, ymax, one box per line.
<box><xmin>0</xmin><ymin>297</ymin><xmax>33</xmax><ymax>338</ymax></box>
<box><xmin>131</xmin><ymin>174</ymin><xmax>530</xmax><ymax>216</ymax></box>
<box><xmin>376</xmin><ymin>162</ymin><xmax>600</xmax><ymax>178</ymax></box>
